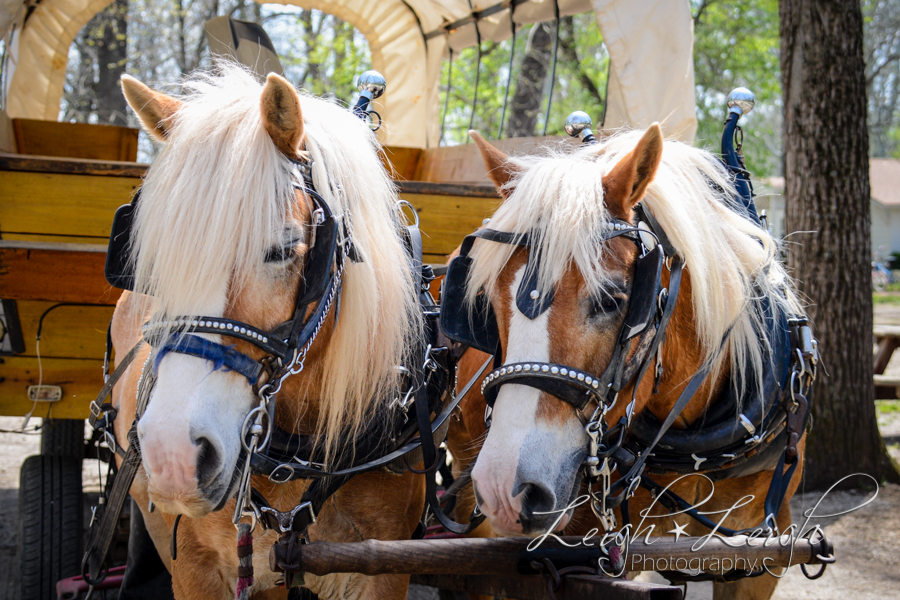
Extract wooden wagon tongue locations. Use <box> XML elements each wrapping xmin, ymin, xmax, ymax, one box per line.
<box><xmin>269</xmin><ymin>535</ymin><xmax>834</xmax><ymax>600</ymax></box>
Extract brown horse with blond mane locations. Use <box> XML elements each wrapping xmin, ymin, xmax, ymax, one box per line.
<box><xmin>104</xmin><ymin>66</ymin><xmax>425</xmax><ymax>599</ymax></box>
<box><xmin>445</xmin><ymin>125</ymin><xmax>813</xmax><ymax>600</ymax></box>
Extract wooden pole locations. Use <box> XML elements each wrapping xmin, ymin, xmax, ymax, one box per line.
<box><xmin>270</xmin><ymin>535</ymin><xmax>833</xmax><ymax>577</ymax></box>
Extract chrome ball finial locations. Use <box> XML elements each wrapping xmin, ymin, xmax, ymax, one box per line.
<box><xmin>357</xmin><ymin>70</ymin><xmax>386</xmax><ymax>100</ymax></box>
<box><xmin>727</xmin><ymin>87</ymin><xmax>755</xmax><ymax>116</ymax></box>
<box><xmin>564</xmin><ymin>111</ymin><xmax>596</xmax><ymax>144</ymax></box>
<box><xmin>564</xmin><ymin>111</ymin><xmax>592</xmax><ymax>137</ymax></box>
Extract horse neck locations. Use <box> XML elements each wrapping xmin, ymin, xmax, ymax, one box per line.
<box><xmin>643</xmin><ymin>268</ymin><xmax>731</xmax><ymax>427</ymax></box>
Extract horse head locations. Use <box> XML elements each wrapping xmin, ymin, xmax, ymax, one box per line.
<box><xmin>461</xmin><ymin>127</ymin><xmax>786</xmax><ymax>536</ymax></box>
<box><xmin>119</xmin><ymin>68</ymin><xmax>418</xmax><ymax>518</ymax></box>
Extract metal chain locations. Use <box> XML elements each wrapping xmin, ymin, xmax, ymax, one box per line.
<box><xmin>289</xmin><ymin>259</ymin><xmax>345</xmax><ymax>376</ymax></box>
<box><xmin>232</xmin><ymin>257</ymin><xmax>346</xmax><ymax>531</ymax></box>
<box><xmin>584</xmin><ymin>402</ymin><xmax>618</xmax><ymax>531</ymax></box>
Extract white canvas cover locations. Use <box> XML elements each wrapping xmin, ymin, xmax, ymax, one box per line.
<box><xmin>0</xmin><ymin>0</ymin><xmax>696</xmax><ymax>147</ymax></box>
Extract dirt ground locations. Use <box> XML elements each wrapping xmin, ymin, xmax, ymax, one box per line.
<box><xmin>2</xmin><ymin>307</ymin><xmax>900</xmax><ymax>599</ymax></box>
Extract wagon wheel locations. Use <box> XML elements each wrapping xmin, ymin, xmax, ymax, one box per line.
<box><xmin>41</xmin><ymin>419</ymin><xmax>87</xmax><ymax>459</ymax></box>
<box><xmin>18</xmin><ymin>455</ymin><xmax>84</xmax><ymax>600</ymax></box>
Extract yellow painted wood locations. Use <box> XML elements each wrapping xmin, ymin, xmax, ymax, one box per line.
<box><xmin>12</xmin><ymin>119</ymin><xmax>139</xmax><ymax>162</ymax></box>
<box><xmin>424</xmin><ymin>253</ymin><xmax>450</xmax><ymax>265</ymax></box>
<box><xmin>0</xmin><ymin>356</ymin><xmax>103</xmax><ymax>419</ymax></box>
<box><xmin>0</xmin><ymin>171</ymin><xmax>139</xmax><ymax>238</ymax></box>
<box><xmin>380</xmin><ymin>146</ymin><xmax>422</xmax><ymax>181</ymax></box>
<box><xmin>0</xmin><ymin>247</ymin><xmax>121</xmax><ymax>304</ymax></box>
<box><xmin>413</xmin><ymin>136</ymin><xmax>564</xmax><ymax>183</ymax></box>
<box><xmin>399</xmin><ymin>193</ymin><xmax>499</xmax><ymax>256</ymax></box>
<box><xmin>14</xmin><ymin>301</ymin><xmax>114</xmax><ymax>358</ymax></box>
<box><xmin>2</xmin><ymin>232</ymin><xmax>109</xmax><ymax>245</ymax></box>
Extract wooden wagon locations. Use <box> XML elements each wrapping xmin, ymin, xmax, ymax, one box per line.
<box><xmin>0</xmin><ymin>1</ymin><xmax>821</xmax><ymax>599</ymax></box>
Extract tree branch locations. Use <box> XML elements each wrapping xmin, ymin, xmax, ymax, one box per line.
<box><xmin>559</xmin><ymin>19</ymin><xmax>604</xmax><ymax>107</ymax></box>
<box><xmin>867</xmin><ymin>53</ymin><xmax>900</xmax><ymax>86</ymax></box>
<box><xmin>692</xmin><ymin>0</ymin><xmax>720</xmax><ymax>25</ymax></box>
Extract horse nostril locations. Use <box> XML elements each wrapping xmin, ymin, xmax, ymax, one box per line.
<box><xmin>193</xmin><ymin>436</ymin><xmax>220</xmax><ymax>487</ymax></box>
<box><xmin>515</xmin><ymin>481</ymin><xmax>557</xmax><ymax>516</ymax></box>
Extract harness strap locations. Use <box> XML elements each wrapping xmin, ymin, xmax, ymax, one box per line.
<box><xmin>416</xmin><ymin>361</ymin><xmax>486</xmax><ymax>535</ymax></box>
<box><xmin>88</xmin><ymin>341</ymin><xmax>143</xmax><ymax>430</ymax></box>
<box><xmin>82</xmin><ymin>433</ymin><xmax>142</xmax><ymax>585</ymax></box>
<box><xmin>156</xmin><ymin>334</ymin><xmax>264</xmax><ymax>385</ymax></box>
<box><xmin>250</xmin><ymin>324</ymin><xmax>486</xmax><ymax>484</ymax></box>
<box><xmin>83</xmin><ymin>343</ymin><xmax>154</xmax><ymax>585</ymax></box>
<box><xmin>638</xmin><ymin>446</ymin><xmax>799</xmax><ymax>538</ymax></box>
<box><xmin>623</xmin><ymin>255</ymin><xmax>685</xmax><ymax>421</ymax></box>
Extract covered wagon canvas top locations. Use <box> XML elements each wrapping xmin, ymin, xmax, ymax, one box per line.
<box><xmin>0</xmin><ymin>0</ymin><xmax>697</xmax><ymax>147</ymax></box>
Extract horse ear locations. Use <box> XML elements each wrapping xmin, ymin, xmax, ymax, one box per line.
<box><xmin>470</xmin><ymin>130</ymin><xmax>519</xmax><ymax>196</ymax></box>
<box><xmin>121</xmin><ymin>75</ymin><xmax>182</xmax><ymax>141</ymax></box>
<box><xmin>603</xmin><ymin>124</ymin><xmax>664</xmax><ymax>215</ymax></box>
<box><xmin>261</xmin><ymin>73</ymin><xmax>305</xmax><ymax>160</ymax></box>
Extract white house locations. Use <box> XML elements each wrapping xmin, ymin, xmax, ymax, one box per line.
<box><xmin>758</xmin><ymin>158</ymin><xmax>900</xmax><ymax>259</ymax></box>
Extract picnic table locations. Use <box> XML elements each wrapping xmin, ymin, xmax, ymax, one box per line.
<box><xmin>874</xmin><ymin>325</ymin><xmax>900</xmax><ymax>399</ymax></box>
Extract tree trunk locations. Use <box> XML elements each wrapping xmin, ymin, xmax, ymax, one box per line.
<box><xmin>94</xmin><ymin>0</ymin><xmax>128</xmax><ymax>125</ymax></box>
<box><xmin>780</xmin><ymin>0</ymin><xmax>899</xmax><ymax>488</ymax></box>
<box><xmin>505</xmin><ymin>22</ymin><xmax>552</xmax><ymax>138</ymax></box>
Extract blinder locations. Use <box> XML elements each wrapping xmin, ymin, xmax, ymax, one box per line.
<box><xmin>105</xmin><ymin>190</ymin><xmax>140</xmax><ymax>291</ymax></box>
<box><xmin>621</xmin><ymin>244</ymin><xmax>664</xmax><ymax>340</ymax></box>
<box><xmin>439</xmin><ymin>229</ymin><xmax>527</xmax><ymax>355</ymax></box>
<box><xmin>104</xmin><ymin>180</ymin><xmax>338</xmax><ymax>308</ymax></box>
<box><xmin>440</xmin><ymin>254</ymin><xmax>499</xmax><ymax>355</ymax></box>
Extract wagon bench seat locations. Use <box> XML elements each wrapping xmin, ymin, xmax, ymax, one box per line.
<box><xmin>0</xmin><ymin>151</ymin><xmax>500</xmax><ymax>419</ymax></box>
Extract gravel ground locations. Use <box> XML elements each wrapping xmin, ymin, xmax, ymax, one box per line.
<box><xmin>1</xmin><ymin>306</ymin><xmax>899</xmax><ymax>599</ymax></box>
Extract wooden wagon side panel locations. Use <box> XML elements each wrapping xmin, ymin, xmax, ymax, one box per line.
<box><xmin>0</xmin><ymin>151</ymin><xmax>502</xmax><ymax>420</ymax></box>
<box><xmin>0</xmin><ymin>170</ymin><xmax>140</xmax><ymax>239</ymax></box>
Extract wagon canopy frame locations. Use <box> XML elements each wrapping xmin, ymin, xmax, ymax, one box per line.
<box><xmin>0</xmin><ymin>0</ymin><xmax>698</xmax><ymax>148</ymax></box>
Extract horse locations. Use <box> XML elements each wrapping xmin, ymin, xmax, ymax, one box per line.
<box><xmin>443</xmin><ymin>125</ymin><xmax>812</xmax><ymax>600</ymax></box>
<box><xmin>106</xmin><ymin>66</ymin><xmax>426</xmax><ymax>599</ymax></box>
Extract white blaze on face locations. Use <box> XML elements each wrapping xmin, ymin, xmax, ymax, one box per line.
<box><xmin>137</xmin><ymin>310</ymin><xmax>256</xmax><ymax>515</ymax></box>
<box><xmin>471</xmin><ymin>266</ymin><xmax>546</xmax><ymax>534</ymax></box>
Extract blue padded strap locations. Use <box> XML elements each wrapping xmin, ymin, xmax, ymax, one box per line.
<box><xmin>156</xmin><ymin>334</ymin><xmax>263</xmax><ymax>385</ymax></box>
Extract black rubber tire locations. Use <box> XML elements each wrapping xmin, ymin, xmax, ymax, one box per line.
<box><xmin>40</xmin><ymin>419</ymin><xmax>86</xmax><ymax>458</ymax></box>
<box><xmin>18</xmin><ymin>454</ymin><xmax>84</xmax><ymax>600</ymax></box>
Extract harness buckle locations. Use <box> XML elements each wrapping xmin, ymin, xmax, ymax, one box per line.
<box><xmin>90</xmin><ymin>400</ymin><xmax>104</xmax><ymax>421</ymax></box>
<box><xmin>102</xmin><ymin>429</ymin><xmax>118</xmax><ymax>457</ymax></box>
<box><xmin>260</xmin><ymin>501</ymin><xmax>317</xmax><ymax>535</ymax></box>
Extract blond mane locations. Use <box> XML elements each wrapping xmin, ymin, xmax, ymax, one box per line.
<box><xmin>131</xmin><ymin>65</ymin><xmax>419</xmax><ymax>464</ymax></box>
<box><xmin>466</xmin><ymin>130</ymin><xmax>802</xmax><ymax>394</ymax></box>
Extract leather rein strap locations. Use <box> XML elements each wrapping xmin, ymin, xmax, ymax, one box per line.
<box><xmin>82</xmin><ymin>340</ymin><xmax>148</xmax><ymax>585</ymax></box>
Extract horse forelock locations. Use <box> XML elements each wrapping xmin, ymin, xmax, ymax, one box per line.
<box><xmin>466</xmin><ymin>129</ymin><xmax>803</xmax><ymax>398</ymax></box>
<box><xmin>130</xmin><ymin>64</ymin><xmax>420</xmax><ymax>466</ymax></box>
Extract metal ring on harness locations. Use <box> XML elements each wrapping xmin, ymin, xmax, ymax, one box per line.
<box><xmin>241</xmin><ymin>406</ymin><xmax>272</xmax><ymax>454</ymax></box>
<box><xmin>397</xmin><ymin>199</ymin><xmax>420</xmax><ymax>228</ymax></box>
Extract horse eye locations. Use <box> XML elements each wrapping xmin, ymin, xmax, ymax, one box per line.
<box><xmin>592</xmin><ymin>294</ymin><xmax>625</xmax><ymax>317</ymax></box>
<box><xmin>264</xmin><ymin>244</ymin><xmax>296</xmax><ymax>263</ymax></box>
<box><xmin>264</xmin><ymin>231</ymin><xmax>305</xmax><ymax>263</ymax></box>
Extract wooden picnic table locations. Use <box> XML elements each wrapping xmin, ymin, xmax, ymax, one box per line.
<box><xmin>874</xmin><ymin>325</ymin><xmax>900</xmax><ymax>399</ymax></box>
